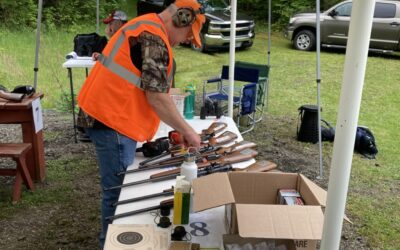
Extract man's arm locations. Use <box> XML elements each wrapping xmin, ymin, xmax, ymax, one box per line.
<box><xmin>146</xmin><ymin>91</ymin><xmax>200</xmax><ymax>148</ymax></box>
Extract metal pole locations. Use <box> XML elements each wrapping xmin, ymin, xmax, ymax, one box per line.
<box><xmin>33</xmin><ymin>0</ymin><xmax>43</xmax><ymax>90</ymax></box>
<box><xmin>227</xmin><ymin>0</ymin><xmax>238</xmax><ymax>118</ymax></box>
<box><xmin>267</xmin><ymin>0</ymin><xmax>271</xmax><ymax>67</ymax></box>
<box><xmin>320</xmin><ymin>0</ymin><xmax>376</xmax><ymax>249</ymax></box>
<box><xmin>316</xmin><ymin>0</ymin><xmax>323</xmax><ymax>179</ymax></box>
<box><xmin>96</xmin><ymin>0</ymin><xmax>100</xmax><ymax>34</ymax></box>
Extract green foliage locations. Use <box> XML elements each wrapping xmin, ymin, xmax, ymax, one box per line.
<box><xmin>238</xmin><ymin>0</ymin><xmax>343</xmax><ymax>30</ymax></box>
<box><xmin>0</xmin><ymin>0</ymin><xmax>37</xmax><ymax>28</ymax></box>
<box><xmin>0</xmin><ymin>0</ymin><xmax>131</xmax><ymax>31</ymax></box>
<box><xmin>238</xmin><ymin>0</ymin><xmax>315</xmax><ymax>29</ymax></box>
<box><xmin>0</xmin><ymin>0</ymin><xmax>345</xmax><ymax>31</ymax></box>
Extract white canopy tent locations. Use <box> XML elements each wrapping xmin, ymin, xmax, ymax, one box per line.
<box><xmin>32</xmin><ymin>0</ymin><xmax>376</xmax><ymax>248</ymax></box>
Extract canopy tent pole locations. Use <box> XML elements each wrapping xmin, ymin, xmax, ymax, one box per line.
<box><xmin>267</xmin><ymin>0</ymin><xmax>271</xmax><ymax>67</ymax></box>
<box><xmin>320</xmin><ymin>0</ymin><xmax>376</xmax><ymax>249</ymax></box>
<box><xmin>227</xmin><ymin>0</ymin><xmax>238</xmax><ymax>118</ymax></box>
<box><xmin>96</xmin><ymin>0</ymin><xmax>100</xmax><ymax>34</ymax></box>
<box><xmin>316</xmin><ymin>0</ymin><xmax>323</xmax><ymax>179</ymax></box>
<box><xmin>33</xmin><ymin>0</ymin><xmax>43</xmax><ymax>90</ymax></box>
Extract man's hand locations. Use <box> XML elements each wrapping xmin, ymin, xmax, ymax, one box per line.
<box><xmin>92</xmin><ymin>52</ymin><xmax>100</xmax><ymax>61</ymax></box>
<box><xmin>146</xmin><ymin>91</ymin><xmax>201</xmax><ymax>149</ymax></box>
<box><xmin>182</xmin><ymin>129</ymin><xmax>201</xmax><ymax>149</ymax></box>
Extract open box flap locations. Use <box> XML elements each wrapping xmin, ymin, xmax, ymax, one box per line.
<box><xmin>236</xmin><ymin>204</ymin><xmax>324</xmax><ymax>240</ymax></box>
<box><xmin>299</xmin><ymin>174</ymin><xmax>327</xmax><ymax>206</ymax></box>
<box><xmin>299</xmin><ymin>174</ymin><xmax>352</xmax><ymax>224</ymax></box>
<box><xmin>192</xmin><ymin>173</ymin><xmax>235</xmax><ymax>212</ymax></box>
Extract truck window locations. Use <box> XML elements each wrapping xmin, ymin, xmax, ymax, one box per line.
<box><xmin>374</xmin><ymin>3</ymin><xmax>396</xmax><ymax>18</ymax></box>
<box><xmin>334</xmin><ymin>2</ymin><xmax>352</xmax><ymax>17</ymax></box>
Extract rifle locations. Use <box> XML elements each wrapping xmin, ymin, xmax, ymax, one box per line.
<box><xmin>118</xmin><ymin>141</ymin><xmax>256</xmax><ymax>176</ymax></box>
<box><xmin>111</xmin><ymin>187</ymin><xmax>174</xmax><ymax>207</ymax></box>
<box><xmin>200</xmin><ymin>121</ymin><xmax>227</xmax><ymax>140</ymax></box>
<box><xmin>234</xmin><ymin>160</ymin><xmax>277</xmax><ymax>172</ymax></box>
<box><xmin>137</xmin><ymin>123</ymin><xmax>231</xmax><ymax>167</ymax></box>
<box><xmin>149</xmin><ymin>148</ymin><xmax>258</xmax><ymax>179</ymax></box>
<box><xmin>206</xmin><ymin>131</ymin><xmax>238</xmax><ymax>146</ymax></box>
<box><xmin>106</xmin><ymin>198</ymin><xmax>174</xmax><ymax>222</ymax></box>
<box><xmin>0</xmin><ymin>90</ymin><xmax>24</xmax><ymax>102</ymax></box>
<box><xmin>105</xmin><ymin>162</ymin><xmax>234</xmax><ymax>191</ymax></box>
<box><xmin>142</xmin><ymin>140</ymin><xmax>254</xmax><ymax>169</ymax></box>
<box><xmin>111</xmin><ymin>160</ymin><xmax>277</xmax><ymax>207</ymax></box>
<box><xmin>169</xmin><ymin>122</ymin><xmax>228</xmax><ymax>145</ymax></box>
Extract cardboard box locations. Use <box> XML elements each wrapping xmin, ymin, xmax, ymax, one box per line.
<box><xmin>192</xmin><ymin>172</ymin><xmax>328</xmax><ymax>250</ymax></box>
<box><xmin>223</xmin><ymin>234</ymin><xmax>296</xmax><ymax>250</ymax></box>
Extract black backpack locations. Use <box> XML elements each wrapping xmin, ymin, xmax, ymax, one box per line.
<box><xmin>321</xmin><ymin>119</ymin><xmax>335</xmax><ymax>142</ymax></box>
<box><xmin>355</xmin><ymin>126</ymin><xmax>378</xmax><ymax>159</ymax></box>
<box><xmin>73</xmin><ymin>33</ymin><xmax>108</xmax><ymax>56</ymax></box>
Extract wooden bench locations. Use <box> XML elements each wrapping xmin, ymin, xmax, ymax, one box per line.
<box><xmin>0</xmin><ymin>143</ymin><xmax>34</xmax><ymax>203</ymax></box>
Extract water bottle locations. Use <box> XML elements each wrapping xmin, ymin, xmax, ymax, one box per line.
<box><xmin>180</xmin><ymin>152</ymin><xmax>198</xmax><ymax>184</ymax></box>
<box><xmin>184</xmin><ymin>83</ymin><xmax>195</xmax><ymax>119</ymax></box>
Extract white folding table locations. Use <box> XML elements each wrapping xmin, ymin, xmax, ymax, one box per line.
<box><xmin>112</xmin><ymin>116</ymin><xmax>255</xmax><ymax>248</ymax></box>
<box><xmin>62</xmin><ymin>58</ymin><xmax>95</xmax><ymax>142</ymax></box>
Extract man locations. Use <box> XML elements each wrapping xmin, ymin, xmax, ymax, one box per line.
<box><xmin>77</xmin><ymin>0</ymin><xmax>205</xmax><ymax>248</ymax></box>
<box><xmin>92</xmin><ymin>10</ymin><xmax>128</xmax><ymax>61</ymax></box>
<box><xmin>77</xmin><ymin>10</ymin><xmax>128</xmax><ymax>134</ymax></box>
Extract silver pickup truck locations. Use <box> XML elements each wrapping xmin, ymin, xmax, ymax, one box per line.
<box><xmin>285</xmin><ymin>0</ymin><xmax>400</xmax><ymax>52</ymax></box>
<box><xmin>137</xmin><ymin>0</ymin><xmax>255</xmax><ymax>52</ymax></box>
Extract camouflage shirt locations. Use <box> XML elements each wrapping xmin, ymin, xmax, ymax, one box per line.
<box><xmin>77</xmin><ymin>31</ymin><xmax>172</xmax><ymax>128</ymax></box>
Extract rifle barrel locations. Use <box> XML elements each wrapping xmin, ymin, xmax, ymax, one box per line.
<box><xmin>112</xmin><ymin>189</ymin><xmax>174</xmax><ymax>207</ymax></box>
<box><xmin>107</xmin><ymin>200</ymin><xmax>173</xmax><ymax>221</ymax></box>
<box><xmin>104</xmin><ymin>173</ymin><xmax>179</xmax><ymax>191</ymax></box>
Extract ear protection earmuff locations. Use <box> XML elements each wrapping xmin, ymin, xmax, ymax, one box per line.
<box><xmin>172</xmin><ymin>6</ymin><xmax>205</xmax><ymax>28</ymax></box>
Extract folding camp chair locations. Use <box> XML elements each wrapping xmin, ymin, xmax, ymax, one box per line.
<box><xmin>202</xmin><ymin>65</ymin><xmax>259</xmax><ymax>134</ymax></box>
<box><xmin>235</xmin><ymin>61</ymin><xmax>270</xmax><ymax>123</ymax></box>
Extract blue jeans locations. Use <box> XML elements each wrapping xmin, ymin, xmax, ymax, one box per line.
<box><xmin>85</xmin><ymin>128</ymin><xmax>137</xmax><ymax>249</ymax></box>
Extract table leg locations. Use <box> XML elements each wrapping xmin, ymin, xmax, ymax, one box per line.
<box><xmin>21</xmin><ymin>123</ymin><xmax>45</xmax><ymax>182</ymax></box>
<box><xmin>68</xmin><ymin>68</ymin><xmax>78</xmax><ymax>143</ymax></box>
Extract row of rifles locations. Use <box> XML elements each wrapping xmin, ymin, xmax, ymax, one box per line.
<box><xmin>106</xmin><ymin>122</ymin><xmax>277</xmax><ymax>221</ymax></box>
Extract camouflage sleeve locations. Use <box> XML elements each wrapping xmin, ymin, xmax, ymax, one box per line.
<box><xmin>138</xmin><ymin>32</ymin><xmax>170</xmax><ymax>93</ymax></box>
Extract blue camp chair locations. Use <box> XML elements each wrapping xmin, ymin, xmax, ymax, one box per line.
<box><xmin>203</xmin><ymin>65</ymin><xmax>259</xmax><ymax>133</ymax></box>
<box><xmin>235</xmin><ymin>61</ymin><xmax>270</xmax><ymax>123</ymax></box>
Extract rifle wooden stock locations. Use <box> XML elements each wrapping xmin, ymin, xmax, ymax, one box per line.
<box><xmin>201</xmin><ymin>122</ymin><xmax>227</xmax><ymax>136</ymax></box>
<box><xmin>106</xmin><ymin>198</ymin><xmax>174</xmax><ymax>221</ymax></box>
<box><xmin>112</xmin><ymin>187</ymin><xmax>174</xmax><ymax>207</ymax></box>
<box><xmin>235</xmin><ymin>160</ymin><xmax>277</xmax><ymax>172</ymax></box>
<box><xmin>207</xmin><ymin>131</ymin><xmax>238</xmax><ymax>146</ymax></box>
<box><xmin>150</xmin><ymin>148</ymin><xmax>258</xmax><ymax>179</ymax></box>
<box><xmin>0</xmin><ymin>90</ymin><xmax>24</xmax><ymax>102</ymax></box>
<box><xmin>214</xmin><ymin>141</ymin><xmax>257</xmax><ymax>155</ymax></box>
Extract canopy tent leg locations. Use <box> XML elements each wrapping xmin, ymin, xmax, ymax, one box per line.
<box><xmin>33</xmin><ymin>0</ymin><xmax>43</xmax><ymax>90</ymax></box>
<box><xmin>321</xmin><ymin>0</ymin><xmax>376</xmax><ymax>249</ymax></box>
<box><xmin>316</xmin><ymin>0</ymin><xmax>324</xmax><ymax>179</ymax></box>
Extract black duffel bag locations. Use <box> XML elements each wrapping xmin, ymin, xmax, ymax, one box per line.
<box><xmin>73</xmin><ymin>33</ymin><xmax>108</xmax><ymax>56</ymax></box>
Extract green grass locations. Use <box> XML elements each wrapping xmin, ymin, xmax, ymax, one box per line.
<box><xmin>1</xmin><ymin>27</ymin><xmax>400</xmax><ymax>248</ymax></box>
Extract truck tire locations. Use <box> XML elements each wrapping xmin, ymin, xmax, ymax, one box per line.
<box><xmin>191</xmin><ymin>34</ymin><xmax>207</xmax><ymax>52</ymax></box>
<box><xmin>293</xmin><ymin>30</ymin><xmax>316</xmax><ymax>51</ymax></box>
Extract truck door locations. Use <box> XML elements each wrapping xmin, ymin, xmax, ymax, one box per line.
<box><xmin>370</xmin><ymin>2</ymin><xmax>400</xmax><ymax>51</ymax></box>
<box><xmin>321</xmin><ymin>2</ymin><xmax>352</xmax><ymax>46</ymax></box>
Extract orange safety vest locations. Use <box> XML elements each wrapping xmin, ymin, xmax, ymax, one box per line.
<box><xmin>77</xmin><ymin>14</ymin><xmax>174</xmax><ymax>142</ymax></box>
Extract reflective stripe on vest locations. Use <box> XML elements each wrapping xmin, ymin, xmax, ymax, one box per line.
<box><xmin>97</xmin><ymin>20</ymin><xmax>174</xmax><ymax>88</ymax></box>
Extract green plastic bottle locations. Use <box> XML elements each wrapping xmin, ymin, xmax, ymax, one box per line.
<box><xmin>184</xmin><ymin>83</ymin><xmax>195</xmax><ymax>119</ymax></box>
